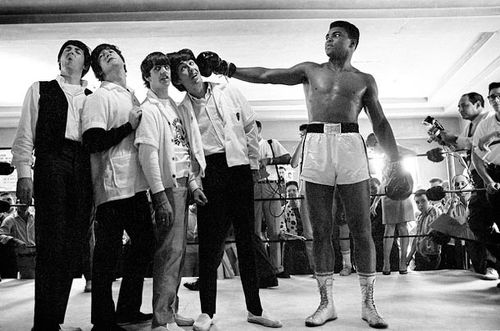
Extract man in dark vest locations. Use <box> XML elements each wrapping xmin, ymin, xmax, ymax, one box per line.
<box><xmin>12</xmin><ymin>40</ymin><xmax>93</xmax><ymax>331</ymax></box>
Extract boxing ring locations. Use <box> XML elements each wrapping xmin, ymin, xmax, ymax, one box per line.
<box><xmin>1</xmin><ymin>148</ymin><xmax>500</xmax><ymax>330</ymax></box>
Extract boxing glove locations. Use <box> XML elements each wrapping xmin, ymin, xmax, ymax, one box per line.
<box><xmin>385</xmin><ymin>161</ymin><xmax>414</xmax><ymax>201</ymax></box>
<box><xmin>426</xmin><ymin>186</ymin><xmax>446</xmax><ymax>201</ymax></box>
<box><xmin>426</xmin><ymin>147</ymin><xmax>445</xmax><ymax>163</ymax></box>
<box><xmin>196</xmin><ymin>51</ymin><xmax>237</xmax><ymax>77</ymax></box>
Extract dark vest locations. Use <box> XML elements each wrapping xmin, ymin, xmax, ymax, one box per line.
<box><xmin>34</xmin><ymin>80</ymin><xmax>92</xmax><ymax>156</ymax></box>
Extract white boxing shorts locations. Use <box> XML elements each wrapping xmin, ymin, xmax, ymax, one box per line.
<box><xmin>300</xmin><ymin>122</ymin><xmax>370</xmax><ymax>186</ymax></box>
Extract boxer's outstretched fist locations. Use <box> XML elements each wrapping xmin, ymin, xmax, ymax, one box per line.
<box><xmin>196</xmin><ymin>51</ymin><xmax>236</xmax><ymax>77</ymax></box>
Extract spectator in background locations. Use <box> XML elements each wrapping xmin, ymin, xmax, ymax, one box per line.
<box><xmin>429</xmin><ymin>177</ymin><xmax>443</xmax><ymax>187</ymax></box>
<box><xmin>333</xmin><ymin>191</ymin><xmax>354</xmax><ymax>276</ymax></box>
<box><xmin>289</xmin><ymin>124</ymin><xmax>314</xmax><ymax>271</ymax></box>
<box><xmin>254</xmin><ymin>120</ymin><xmax>291</xmax><ymax>278</ymax></box>
<box><xmin>472</xmin><ymin>82</ymin><xmax>500</xmax><ymax>287</ymax></box>
<box><xmin>280</xmin><ymin>181</ymin><xmax>313</xmax><ymax>275</ymax></box>
<box><xmin>429</xmin><ymin>177</ymin><xmax>446</xmax><ymax>213</ymax></box>
<box><xmin>0</xmin><ymin>192</ymin><xmax>15</xmax><ymax>222</ymax></box>
<box><xmin>409</xmin><ymin>190</ymin><xmax>442</xmax><ymax>271</ymax></box>
<box><xmin>0</xmin><ymin>192</ymin><xmax>18</xmax><ymax>280</ymax></box>
<box><xmin>440</xmin><ymin>174</ymin><xmax>470</xmax><ymax>270</ymax></box>
<box><xmin>367</xmin><ymin>133</ymin><xmax>415</xmax><ymax>275</ymax></box>
<box><xmin>0</xmin><ymin>203</ymin><xmax>35</xmax><ymax>279</ymax></box>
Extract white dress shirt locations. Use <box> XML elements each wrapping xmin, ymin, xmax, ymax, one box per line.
<box><xmin>12</xmin><ymin>75</ymin><xmax>89</xmax><ymax>178</ymax></box>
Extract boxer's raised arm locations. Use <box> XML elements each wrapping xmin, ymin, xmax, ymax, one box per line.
<box><xmin>233</xmin><ymin>63</ymin><xmax>310</xmax><ymax>86</ymax></box>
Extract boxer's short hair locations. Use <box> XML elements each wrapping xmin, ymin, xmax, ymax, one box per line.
<box><xmin>91</xmin><ymin>43</ymin><xmax>126</xmax><ymax>81</ymax></box>
<box><xmin>329</xmin><ymin>21</ymin><xmax>360</xmax><ymax>49</ymax></box>
<box><xmin>167</xmin><ymin>49</ymin><xmax>196</xmax><ymax>92</ymax></box>
<box><xmin>140</xmin><ymin>52</ymin><xmax>170</xmax><ymax>89</ymax></box>
<box><xmin>286</xmin><ymin>181</ymin><xmax>299</xmax><ymax>189</ymax></box>
<box><xmin>57</xmin><ymin>40</ymin><xmax>91</xmax><ymax>78</ymax></box>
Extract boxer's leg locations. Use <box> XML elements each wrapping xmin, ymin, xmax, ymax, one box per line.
<box><xmin>304</xmin><ymin>181</ymin><xmax>337</xmax><ymax>327</ymax></box>
<box><xmin>337</xmin><ymin>180</ymin><xmax>387</xmax><ymax>329</ymax></box>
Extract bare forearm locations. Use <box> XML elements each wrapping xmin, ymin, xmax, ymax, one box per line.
<box><xmin>373</xmin><ymin>119</ymin><xmax>399</xmax><ymax>161</ymax></box>
<box><xmin>234</xmin><ymin>66</ymin><xmax>304</xmax><ymax>86</ymax></box>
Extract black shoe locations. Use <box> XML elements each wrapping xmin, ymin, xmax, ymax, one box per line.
<box><xmin>276</xmin><ymin>271</ymin><xmax>291</xmax><ymax>279</ymax></box>
<box><xmin>91</xmin><ymin>324</ymin><xmax>127</xmax><ymax>331</ymax></box>
<box><xmin>183</xmin><ymin>279</ymin><xmax>199</xmax><ymax>291</ymax></box>
<box><xmin>258</xmin><ymin>276</ymin><xmax>278</xmax><ymax>288</ymax></box>
<box><xmin>116</xmin><ymin>312</ymin><xmax>153</xmax><ymax>325</ymax></box>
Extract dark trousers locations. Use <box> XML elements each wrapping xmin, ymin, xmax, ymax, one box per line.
<box><xmin>469</xmin><ymin>169</ymin><xmax>500</xmax><ymax>267</ymax></box>
<box><xmin>91</xmin><ymin>192</ymin><xmax>154</xmax><ymax>326</ymax></box>
<box><xmin>197</xmin><ymin>154</ymin><xmax>262</xmax><ymax>318</ymax></box>
<box><xmin>415</xmin><ymin>252</ymin><xmax>441</xmax><ymax>271</ymax></box>
<box><xmin>33</xmin><ymin>144</ymin><xmax>92</xmax><ymax>331</ymax></box>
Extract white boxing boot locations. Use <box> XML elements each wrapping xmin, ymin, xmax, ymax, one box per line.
<box><xmin>359</xmin><ymin>274</ymin><xmax>388</xmax><ymax>329</ymax></box>
<box><xmin>305</xmin><ymin>272</ymin><xmax>337</xmax><ymax>327</ymax></box>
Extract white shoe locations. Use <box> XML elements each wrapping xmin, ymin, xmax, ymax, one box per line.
<box><xmin>247</xmin><ymin>311</ymin><xmax>282</xmax><ymax>328</ymax></box>
<box><xmin>483</xmin><ymin>267</ymin><xmax>499</xmax><ymax>280</ymax></box>
<box><xmin>193</xmin><ymin>313</ymin><xmax>213</xmax><ymax>331</ymax></box>
<box><xmin>151</xmin><ymin>326</ymin><xmax>167</xmax><ymax>331</ymax></box>
<box><xmin>59</xmin><ymin>326</ymin><xmax>82</xmax><ymax>331</ymax></box>
<box><xmin>175</xmin><ymin>313</ymin><xmax>194</xmax><ymax>326</ymax></box>
<box><xmin>151</xmin><ymin>324</ymin><xmax>184</xmax><ymax>331</ymax></box>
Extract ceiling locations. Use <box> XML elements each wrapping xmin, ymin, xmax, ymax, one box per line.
<box><xmin>1</xmin><ymin>0</ymin><xmax>500</xmax><ymax>130</ymax></box>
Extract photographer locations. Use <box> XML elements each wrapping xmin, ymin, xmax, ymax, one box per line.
<box><xmin>437</xmin><ymin>93</ymin><xmax>489</xmax><ymax>154</ymax></box>
<box><xmin>436</xmin><ymin>92</ymin><xmax>496</xmax><ymax>280</ymax></box>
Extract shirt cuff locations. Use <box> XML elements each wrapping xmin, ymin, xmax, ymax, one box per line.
<box><xmin>189</xmin><ymin>179</ymin><xmax>200</xmax><ymax>192</ymax></box>
<box><xmin>249</xmin><ymin>158</ymin><xmax>259</xmax><ymax>170</ymax></box>
<box><xmin>15</xmin><ymin>164</ymin><xmax>32</xmax><ymax>178</ymax></box>
<box><xmin>150</xmin><ymin>183</ymin><xmax>165</xmax><ymax>195</ymax></box>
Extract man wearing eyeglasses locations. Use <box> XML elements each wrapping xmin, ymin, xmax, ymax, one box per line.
<box><xmin>437</xmin><ymin>92</ymin><xmax>496</xmax><ymax>280</ymax></box>
<box><xmin>472</xmin><ymin>82</ymin><xmax>500</xmax><ymax>288</ymax></box>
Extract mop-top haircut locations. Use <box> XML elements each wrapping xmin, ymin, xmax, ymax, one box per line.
<box><xmin>167</xmin><ymin>48</ymin><xmax>197</xmax><ymax>92</ymax></box>
<box><xmin>140</xmin><ymin>52</ymin><xmax>170</xmax><ymax>89</ymax></box>
<box><xmin>90</xmin><ymin>43</ymin><xmax>127</xmax><ymax>81</ymax></box>
<box><xmin>57</xmin><ymin>40</ymin><xmax>91</xmax><ymax>78</ymax></box>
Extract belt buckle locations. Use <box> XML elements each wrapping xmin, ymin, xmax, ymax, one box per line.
<box><xmin>324</xmin><ymin>123</ymin><xmax>341</xmax><ymax>134</ymax></box>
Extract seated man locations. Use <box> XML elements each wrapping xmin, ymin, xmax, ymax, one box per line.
<box><xmin>0</xmin><ymin>203</ymin><xmax>35</xmax><ymax>279</ymax></box>
<box><xmin>408</xmin><ymin>190</ymin><xmax>442</xmax><ymax>271</ymax></box>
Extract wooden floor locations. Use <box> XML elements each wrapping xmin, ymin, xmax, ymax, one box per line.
<box><xmin>1</xmin><ymin>270</ymin><xmax>499</xmax><ymax>331</ymax></box>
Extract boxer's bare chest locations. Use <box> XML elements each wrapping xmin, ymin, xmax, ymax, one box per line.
<box><xmin>304</xmin><ymin>68</ymin><xmax>368</xmax><ymax>123</ymax></box>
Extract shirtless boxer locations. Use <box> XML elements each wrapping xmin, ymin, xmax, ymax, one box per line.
<box><xmin>196</xmin><ymin>21</ymin><xmax>405</xmax><ymax>329</ymax></box>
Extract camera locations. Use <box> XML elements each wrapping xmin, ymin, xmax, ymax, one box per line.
<box><xmin>423</xmin><ymin>116</ymin><xmax>445</xmax><ymax>144</ymax></box>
